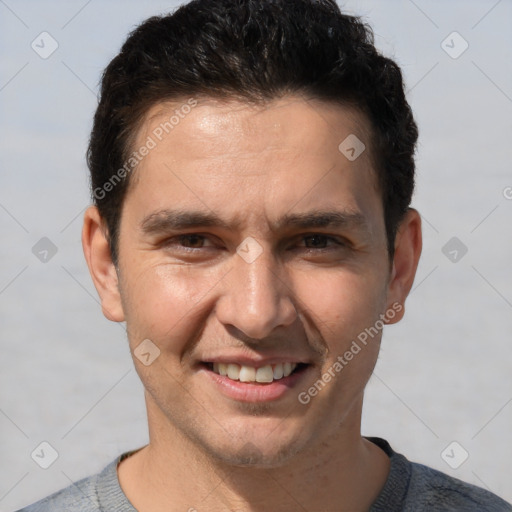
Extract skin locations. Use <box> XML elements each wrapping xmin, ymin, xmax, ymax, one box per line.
<box><xmin>83</xmin><ymin>95</ymin><xmax>422</xmax><ymax>511</ymax></box>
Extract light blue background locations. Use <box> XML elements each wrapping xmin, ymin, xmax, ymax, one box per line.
<box><xmin>1</xmin><ymin>0</ymin><xmax>511</xmax><ymax>509</ymax></box>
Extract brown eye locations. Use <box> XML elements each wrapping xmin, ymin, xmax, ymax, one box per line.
<box><xmin>303</xmin><ymin>235</ymin><xmax>332</xmax><ymax>249</ymax></box>
<box><xmin>179</xmin><ymin>234</ymin><xmax>206</xmax><ymax>248</ymax></box>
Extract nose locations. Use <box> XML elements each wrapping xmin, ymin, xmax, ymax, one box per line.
<box><xmin>215</xmin><ymin>244</ymin><xmax>298</xmax><ymax>340</ymax></box>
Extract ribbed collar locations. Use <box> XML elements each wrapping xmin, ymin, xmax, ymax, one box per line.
<box><xmin>367</xmin><ymin>437</ymin><xmax>411</xmax><ymax>511</ymax></box>
<box><xmin>94</xmin><ymin>438</ymin><xmax>409</xmax><ymax>511</ymax></box>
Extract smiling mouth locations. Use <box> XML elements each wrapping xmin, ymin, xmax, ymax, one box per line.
<box><xmin>204</xmin><ymin>362</ymin><xmax>308</xmax><ymax>384</ymax></box>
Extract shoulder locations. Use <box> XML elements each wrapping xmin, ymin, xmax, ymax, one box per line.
<box><xmin>14</xmin><ymin>472</ymin><xmax>102</xmax><ymax>512</ymax></box>
<box><xmin>14</xmin><ymin>454</ymin><xmax>135</xmax><ymax>512</ymax></box>
<box><xmin>406</xmin><ymin>461</ymin><xmax>512</xmax><ymax>511</ymax></box>
<box><xmin>368</xmin><ymin>437</ymin><xmax>511</xmax><ymax>512</ymax></box>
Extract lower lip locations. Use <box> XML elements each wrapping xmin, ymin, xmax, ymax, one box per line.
<box><xmin>200</xmin><ymin>365</ymin><xmax>310</xmax><ymax>403</ymax></box>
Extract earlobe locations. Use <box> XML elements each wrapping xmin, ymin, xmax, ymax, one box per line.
<box><xmin>82</xmin><ymin>206</ymin><xmax>125</xmax><ymax>322</ymax></box>
<box><xmin>385</xmin><ymin>208</ymin><xmax>422</xmax><ymax>324</ymax></box>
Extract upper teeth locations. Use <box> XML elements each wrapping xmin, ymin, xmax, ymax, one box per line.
<box><xmin>212</xmin><ymin>362</ymin><xmax>297</xmax><ymax>383</ymax></box>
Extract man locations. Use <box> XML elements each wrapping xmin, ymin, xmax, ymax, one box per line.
<box><xmin>18</xmin><ymin>0</ymin><xmax>511</xmax><ymax>510</ymax></box>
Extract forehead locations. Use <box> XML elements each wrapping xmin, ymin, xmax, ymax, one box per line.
<box><xmin>123</xmin><ymin>96</ymin><xmax>382</xmax><ymax>233</ymax></box>
<box><xmin>138</xmin><ymin>96</ymin><xmax>373</xmax><ymax>164</ymax></box>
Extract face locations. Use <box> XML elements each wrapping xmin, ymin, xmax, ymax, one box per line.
<box><xmin>92</xmin><ymin>96</ymin><xmax>410</xmax><ymax>466</ymax></box>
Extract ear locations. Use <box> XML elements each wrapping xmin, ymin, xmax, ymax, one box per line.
<box><xmin>385</xmin><ymin>208</ymin><xmax>422</xmax><ymax>324</ymax></box>
<box><xmin>82</xmin><ymin>206</ymin><xmax>125</xmax><ymax>322</ymax></box>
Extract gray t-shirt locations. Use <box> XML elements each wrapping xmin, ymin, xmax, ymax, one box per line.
<box><xmin>16</xmin><ymin>438</ymin><xmax>512</xmax><ymax>511</ymax></box>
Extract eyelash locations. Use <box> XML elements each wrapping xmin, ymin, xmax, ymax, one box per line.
<box><xmin>300</xmin><ymin>234</ymin><xmax>345</xmax><ymax>250</ymax></box>
<box><xmin>155</xmin><ymin>235</ymin><xmax>203</xmax><ymax>253</ymax></box>
<box><xmin>162</xmin><ymin>234</ymin><xmax>346</xmax><ymax>251</ymax></box>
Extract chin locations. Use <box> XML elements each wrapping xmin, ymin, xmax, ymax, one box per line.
<box><xmin>196</xmin><ymin>421</ymin><xmax>308</xmax><ymax>468</ymax></box>
<box><xmin>212</xmin><ymin>441</ymin><xmax>303</xmax><ymax>468</ymax></box>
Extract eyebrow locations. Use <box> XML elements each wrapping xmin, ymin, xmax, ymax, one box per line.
<box><xmin>140</xmin><ymin>209</ymin><xmax>370</xmax><ymax>236</ymax></box>
<box><xmin>276</xmin><ymin>211</ymin><xmax>368</xmax><ymax>232</ymax></box>
<box><xmin>141</xmin><ymin>210</ymin><xmax>234</xmax><ymax>235</ymax></box>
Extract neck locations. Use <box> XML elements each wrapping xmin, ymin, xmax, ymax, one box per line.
<box><xmin>118</xmin><ymin>396</ymin><xmax>390</xmax><ymax>512</ymax></box>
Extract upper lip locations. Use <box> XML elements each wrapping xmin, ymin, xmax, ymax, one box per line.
<box><xmin>201</xmin><ymin>355</ymin><xmax>311</xmax><ymax>366</ymax></box>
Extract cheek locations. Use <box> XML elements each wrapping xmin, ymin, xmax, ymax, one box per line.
<box><xmin>294</xmin><ymin>271</ymin><xmax>386</xmax><ymax>415</ymax></box>
<box><xmin>121</xmin><ymin>263</ymin><xmax>221</xmax><ymax>352</ymax></box>
<box><xmin>295</xmin><ymin>268</ymin><xmax>387</xmax><ymax>341</ymax></box>
<box><xmin>120</xmin><ymin>264</ymin><xmax>223</xmax><ymax>400</ymax></box>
